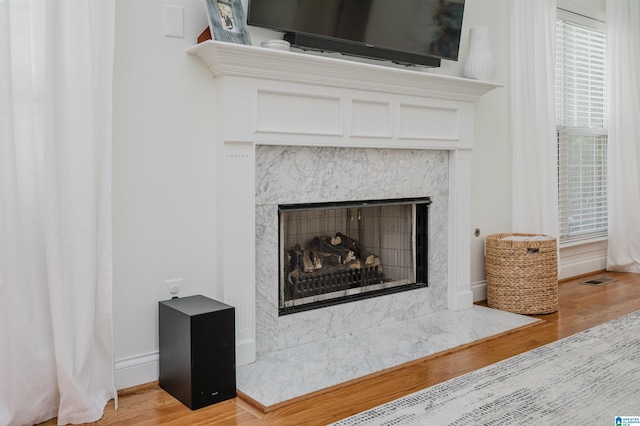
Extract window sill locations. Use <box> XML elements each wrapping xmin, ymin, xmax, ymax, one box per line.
<box><xmin>559</xmin><ymin>235</ymin><xmax>608</xmax><ymax>249</ymax></box>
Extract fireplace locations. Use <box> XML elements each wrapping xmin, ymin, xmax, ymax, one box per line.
<box><xmin>187</xmin><ymin>40</ymin><xmax>499</xmax><ymax>365</ymax></box>
<box><xmin>279</xmin><ymin>198</ymin><xmax>430</xmax><ymax>314</ymax></box>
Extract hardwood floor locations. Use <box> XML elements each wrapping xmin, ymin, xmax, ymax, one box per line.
<box><xmin>40</xmin><ymin>271</ymin><xmax>640</xmax><ymax>425</ymax></box>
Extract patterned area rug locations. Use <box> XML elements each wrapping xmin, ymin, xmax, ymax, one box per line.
<box><xmin>331</xmin><ymin>310</ymin><xmax>640</xmax><ymax>425</ymax></box>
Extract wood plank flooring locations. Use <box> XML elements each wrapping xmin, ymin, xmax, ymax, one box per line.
<box><xmin>39</xmin><ymin>271</ymin><xmax>640</xmax><ymax>425</ymax></box>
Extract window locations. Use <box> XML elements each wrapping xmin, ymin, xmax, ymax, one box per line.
<box><xmin>555</xmin><ymin>12</ymin><xmax>607</xmax><ymax>244</ymax></box>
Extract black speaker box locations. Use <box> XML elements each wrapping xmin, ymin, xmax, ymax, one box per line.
<box><xmin>159</xmin><ymin>295</ymin><xmax>236</xmax><ymax>410</ymax></box>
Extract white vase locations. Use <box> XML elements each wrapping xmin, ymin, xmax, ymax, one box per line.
<box><xmin>464</xmin><ymin>26</ymin><xmax>494</xmax><ymax>81</ymax></box>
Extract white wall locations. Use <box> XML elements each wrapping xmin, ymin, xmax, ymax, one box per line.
<box><xmin>455</xmin><ymin>1</ymin><xmax>513</xmax><ymax>294</ymax></box>
<box><xmin>111</xmin><ymin>0</ymin><xmax>602</xmax><ymax>389</ymax></box>
<box><xmin>113</xmin><ymin>0</ymin><xmax>218</xmax><ymax>388</ymax></box>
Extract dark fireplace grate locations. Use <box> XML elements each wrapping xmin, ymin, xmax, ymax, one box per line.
<box><xmin>288</xmin><ymin>265</ymin><xmax>386</xmax><ymax>300</ymax></box>
<box><xmin>278</xmin><ymin>197</ymin><xmax>430</xmax><ymax>315</ymax></box>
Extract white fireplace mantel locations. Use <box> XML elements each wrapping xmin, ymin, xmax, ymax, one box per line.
<box><xmin>187</xmin><ymin>40</ymin><xmax>500</xmax><ymax>366</ymax></box>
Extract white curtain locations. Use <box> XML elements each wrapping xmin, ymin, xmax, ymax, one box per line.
<box><xmin>606</xmin><ymin>0</ymin><xmax>640</xmax><ymax>273</ymax></box>
<box><xmin>0</xmin><ymin>0</ymin><xmax>116</xmax><ymax>424</ymax></box>
<box><xmin>511</xmin><ymin>0</ymin><xmax>559</xmax><ymax>238</ymax></box>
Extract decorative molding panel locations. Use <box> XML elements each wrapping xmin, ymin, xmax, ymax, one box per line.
<box><xmin>350</xmin><ymin>99</ymin><xmax>392</xmax><ymax>138</ymax></box>
<box><xmin>256</xmin><ymin>90</ymin><xmax>342</xmax><ymax>136</ymax></box>
<box><xmin>398</xmin><ymin>104</ymin><xmax>459</xmax><ymax>141</ymax></box>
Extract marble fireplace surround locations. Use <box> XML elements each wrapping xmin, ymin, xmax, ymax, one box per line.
<box><xmin>255</xmin><ymin>146</ymin><xmax>448</xmax><ymax>358</ymax></box>
<box><xmin>187</xmin><ymin>41</ymin><xmax>500</xmax><ymax>366</ymax></box>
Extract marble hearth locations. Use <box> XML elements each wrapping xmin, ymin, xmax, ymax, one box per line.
<box><xmin>236</xmin><ymin>305</ymin><xmax>538</xmax><ymax>408</ymax></box>
<box><xmin>187</xmin><ymin>40</ymin><xmax>500</xmax><ymax>366</ymax></box>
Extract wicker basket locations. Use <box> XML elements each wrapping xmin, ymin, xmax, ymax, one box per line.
<box><xmin>485</xmin><ymin>233</ymin><xmax>558</xmax><ymax>314</ymax></box>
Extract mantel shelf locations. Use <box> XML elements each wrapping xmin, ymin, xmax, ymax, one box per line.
<box><xmin>186</xmin><ymin>40</ymin><xmax>501</xmax><ymax>102</ymax></box>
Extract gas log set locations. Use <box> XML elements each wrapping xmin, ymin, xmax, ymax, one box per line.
<box><xmin>285</xmin><ymin>232</ymin><xmax>385</xmax><ymax>299</ymax></box>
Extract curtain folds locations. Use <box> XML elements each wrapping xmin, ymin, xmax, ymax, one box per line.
<box><xmin>0</xmin><ymin>0</ymin><xmax>116</xmax><ymax>424</ymax></box>
<box><xmin>606</xmin><ymin>0</ymin><xmax>640</xmax><ymax>273</ymax></box>
<box><xmin>511</xmin><ymin>0</ymin><xmax>559</xmax><ymax>239</ymax></box>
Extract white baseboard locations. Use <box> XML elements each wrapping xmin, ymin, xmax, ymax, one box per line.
<box><xmin>114</xmin><ymin>351</ymin><xmax>159</xmax><ymax>390</ymax></box>
<box><xmin>471</xmin><ymin>280</ymin><xmax>487</xmax><ymax>303</ymax></box>
<box><xmin>559</xmin><ymin>256</ymin><xmax>607</xmax><ymax>280</ymax></box>
<box><xmin>558</xmin><ymin>240</ymin><xmax>608</xmax><ymax>280</ymax></box>
<box><xmin>114</xmin><ymin>255</ymin><xmax>604</xmax><ymax>392</ymax></box>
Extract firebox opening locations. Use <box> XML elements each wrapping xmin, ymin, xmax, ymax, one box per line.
<box><xmin>278</xmin><ymin>197</ymin><xmax>431</xmax><ymax>315</ymax></box>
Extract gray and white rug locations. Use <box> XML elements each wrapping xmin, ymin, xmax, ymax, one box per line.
<box><xmin>331</xmin><ymin>310</ymin><xmax>640</xmax><ymax>425</ymax></box>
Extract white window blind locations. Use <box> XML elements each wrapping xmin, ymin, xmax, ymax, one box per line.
<box><xmin>555</xmin><ymin>15</ymin><xmax>607</xmax><ymax>244</ymax></box>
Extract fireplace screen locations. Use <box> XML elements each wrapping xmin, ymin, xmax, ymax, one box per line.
<box><xmin>279</xmin><ymin>198</ymin><xmax>430</xmax><ymax>315</ymax></box>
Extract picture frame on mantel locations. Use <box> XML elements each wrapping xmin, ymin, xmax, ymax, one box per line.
<box><xmin>204</xmin><ymin>0</ymin><xmax>252</xmax><ymax>45</ymax></box>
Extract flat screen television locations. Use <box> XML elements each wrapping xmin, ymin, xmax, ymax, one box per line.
<box><xmin>247</xmin><ymin>0</ymin><xmax>465</xmax><ymax>67</ymax></box>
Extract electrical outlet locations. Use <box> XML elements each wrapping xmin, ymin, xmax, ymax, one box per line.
<box><xmin>163</xmin><ymin>278</ymin><xmax>184</xmax><ymax>300</ymax></box>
